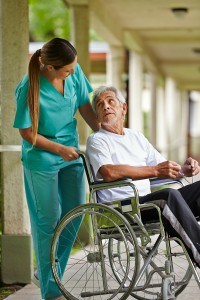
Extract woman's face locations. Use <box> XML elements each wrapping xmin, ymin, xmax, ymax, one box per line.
<box><xmin>52</xmin><ymin>56</ymin><xmax>77</xmax><ymax>80</ymax></box>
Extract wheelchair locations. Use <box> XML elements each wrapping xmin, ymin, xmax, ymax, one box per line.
<box><xmin>50</xmin><ymin>151</ymin><xmax>200</xmax><ymax>300</ymax></box>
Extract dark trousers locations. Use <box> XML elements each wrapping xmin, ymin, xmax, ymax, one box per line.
<box><xmin>140</xmin><ymin>181</ymin><xmax>200</xmax><ymax>266</ymax></box>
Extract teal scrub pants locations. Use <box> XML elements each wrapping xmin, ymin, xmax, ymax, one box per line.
<box><xmin>24</xmin><ymin>162</ymin><xmax>85</xmax><ymax>300</ymax></box>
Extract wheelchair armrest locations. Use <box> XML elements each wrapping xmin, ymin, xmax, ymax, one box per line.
<box><xmin>150</xmin><ymin>177</ymin><xmax>184</xmax><ymax>188</ymax></box>
<box><xmin>90</xmin><ymin>178</ymin><xmax>132</xmax><ymax>187</ymax></box>
<box><xmin>89</xmin><ymin>177</ymin><xmax>138</xmax><ymax>196</ymax></box>
<box><xmin>90</xmin><ymin>178</ymin><xmax>140</xmax><ymax>209</ymax></box>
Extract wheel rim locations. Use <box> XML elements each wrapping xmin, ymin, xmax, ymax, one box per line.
<box><xmin>108</xmin><ymin>234</ymin><xmax>192</xmax><ymax>300</ymax></box>
<box><xmin>51</xmin><ymin>203</ymin><xmax>140</xmax><ymax>300</ymax></box>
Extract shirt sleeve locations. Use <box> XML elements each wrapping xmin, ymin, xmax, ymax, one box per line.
<box><xmin>13</xmin><ymin>76</ymin><xmax>32</xmax><ymax>129</ymax></box>
<box><xmin>75</xmin><ymin>64</ymin><xmax>93</xmax><ymax>107</ymax></box>
<box><xmin>86</xmin><ymin>135</ymin><xmax>113</xmax><ymax>179</ymax></box>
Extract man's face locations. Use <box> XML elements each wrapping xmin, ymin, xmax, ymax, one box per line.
<box><xmin>95</xmin><ymin>91</ymin><xmax>127</xmax><ymax>126</ymax></box>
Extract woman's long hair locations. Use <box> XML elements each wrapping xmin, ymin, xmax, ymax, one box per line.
<box><xmin>28</xmin><ymin>38</ymin><xmax>77</xmax><ymax>145</ymax></box>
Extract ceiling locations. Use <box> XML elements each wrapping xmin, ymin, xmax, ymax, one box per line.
<box><xmin>89</xmin><ymin>0</ymin><xmax>200</xmax><ymax>91</ymax></box>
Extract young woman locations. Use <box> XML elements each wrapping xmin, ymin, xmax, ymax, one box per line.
<box><xmin>13</xmin><ymin>38</ymin><xmax>99</xmax><ymax>300</ymax></box>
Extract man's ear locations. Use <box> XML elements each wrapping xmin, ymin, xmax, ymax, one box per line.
<box><xmin>122</xmin><ymin>103</ymin><xmax>127</xmax><ymax>115</ymax></box>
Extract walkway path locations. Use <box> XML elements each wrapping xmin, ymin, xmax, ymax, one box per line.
<box><xmin>5</xmin><ymin>174</ymin><xmax>200</xmax><ymax>300</ymax></box>
<box><xmin>4</xmin><ymin>272</ymin><xmax>200</xmax><ymax>300</ymax></box>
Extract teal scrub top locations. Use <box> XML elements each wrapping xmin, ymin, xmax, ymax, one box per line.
<box><xmin>13</xmin><ymin>63</ymin><xmax>92</xmax><ymax>171</ymax></box>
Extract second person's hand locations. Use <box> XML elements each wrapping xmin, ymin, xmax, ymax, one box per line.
<box><xmin>58</xmin><ymin>145</ymin><xmax>79</xmax><ymax>161</ymax></box>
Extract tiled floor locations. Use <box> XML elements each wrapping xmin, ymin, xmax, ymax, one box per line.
<box><xmin>4</xmin><ymin>244</ymin><xmax>200</xmax><ymax>300</ymax></box>
<box><xmin>5</xmin><ymin>174</ymin><xmax>200</xmax><ymax>300</ymax></box>
<box><xmin>4</xmin><ymin>274</ymin><xmax>200</xmax><ymax>300</ymax></box>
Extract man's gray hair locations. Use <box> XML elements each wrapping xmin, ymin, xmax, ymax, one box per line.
<box><xmin>92</xmin><ymin>86</ymin><xmax>126</xmax><ymax>112</ymax></box>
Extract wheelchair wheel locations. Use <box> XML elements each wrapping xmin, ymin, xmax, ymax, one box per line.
<box><xmin>108</xmin><ymin>235</ymin><xmax>192</xmax><ymax>300</ymax></box>
<box><xmin>51</xmin><ymin>203</ymin><xmax>140</xmax><ymax>300</ymax></box>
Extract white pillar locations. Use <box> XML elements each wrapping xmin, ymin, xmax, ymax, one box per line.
<box><xmin>149</xmin><ymin>73</ymin><xmax>157</xmax><ymax>146</ymax></box>
<box><xmin>0</xmin><ymin>0</ymin><xmax>32</xmax><ymax>283</ymax></box>
<box><xmin>156</xmin><ymin>85</ymin><xmax>168</xmax><ymax>157</ymax></box>
<box><xmin>190</xmin><ymin>92</ymin><xmax>200</xmax><ymax>137</ymax></box>
<box><xmin>128</xmin><ymin>51</ymin><xmax>143</xmax><ymax>132</ymax></box>
<box><xmin>188</xmin><ymin>91</ymin><xmax>200</xmax><ymax>160</ymax></box>
<box><xmin>165</xmin><ymin>78</ymin><xmax>178</xmax><ymax>160</ymax></box>
<box><xmin>106</xmin><ymin>45</ymin><xmax>125</xmax><ymax>91</ymax></box>
<box><xmin>71</xmin><ymin>3</ymin><xmax>90</xmax><ymax>145</ymax></box>
<box><xmin>179</xmin><ymin>91</ymin><xmax>188</xmax><ymax>161</ymax></box>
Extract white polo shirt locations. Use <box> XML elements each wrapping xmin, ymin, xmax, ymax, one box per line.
<box><xmin>86</xmin><ymin>128</ymin><xmax>166</xmax><ymax>203</ymax></box>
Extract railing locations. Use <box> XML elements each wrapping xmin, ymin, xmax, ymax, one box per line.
<box><xmin>0</xmin><ymin>145</ymin><xmax>86</xmax><ymax>152</ymax></box>
<box><xmin>0</xmin><ymin>145</ymin><xmax>21</xmax><ymax>152</ymax></box>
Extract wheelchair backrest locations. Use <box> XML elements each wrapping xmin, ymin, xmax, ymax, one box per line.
<box><xmin>78</xmin><ymin>150</ymin><xmax>95</xmax><ymax>186</ymax></box>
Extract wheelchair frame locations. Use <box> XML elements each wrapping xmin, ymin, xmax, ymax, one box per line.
<box><xmin>51</xmin><ymin>151</ymin><xmax>200</xmax><ymax>300</ymax></box>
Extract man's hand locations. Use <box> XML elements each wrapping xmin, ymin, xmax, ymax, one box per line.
<box><xmin>155</xmin><ymin>161</ymin><xmax>181</xmax><ymax>179</ymax></box>
<box><xmin>181</xmin><ymin>157</ymin><xmax>200</xmax><ymax>177</ymax></box>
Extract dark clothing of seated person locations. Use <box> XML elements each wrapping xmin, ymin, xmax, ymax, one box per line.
<box><xmin>86</xmin><ymin>85</ymin><xmax>200</xmax><ymax>268</ymax></box>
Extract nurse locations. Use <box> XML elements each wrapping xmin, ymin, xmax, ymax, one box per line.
<box><xmin>13</xmin><ymin>37</ymin><xmax>99</xmax><ymax>300</ymax></box>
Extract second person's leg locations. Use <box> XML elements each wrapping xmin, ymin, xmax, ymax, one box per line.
<box><xmin>24</xmin><ymin>168</ymin><xmax>62</xmax><ymax>300</ymax></box>
<box><xmin>57</xmin><ymin>162</ymin><xmax>86</xmax><ymax>276</ymax></box>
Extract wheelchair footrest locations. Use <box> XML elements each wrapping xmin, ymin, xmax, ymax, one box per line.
<box><xmin>162</xmin><ymin>275</ymin><xmax>175</xmax><ymax>300</ymax></box>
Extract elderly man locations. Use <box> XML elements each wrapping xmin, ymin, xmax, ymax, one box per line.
<box><xmin>86</xmin><ymin>85</ymin><xmax>200</xmax><ymax>268</ymax></box>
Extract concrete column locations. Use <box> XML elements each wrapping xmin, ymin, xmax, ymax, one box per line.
<box><xmin>70</xmin><ymin>2</ymin><xmax>91</xmax><ymax>243</ymax></box>
<box><xmin>174</xmin><ymin>89</ymin><xmax>182</xmax><ymax>162</ymax></box>
<box><xmin>190</xmin><ymin>91</ymin><xmax>200</xmax><ymax>137</ymax></box>
<box><xmin>70</xmin><ymin>3</ymin><xmax>90</xmax><ymax>145</ymax></box>
<box><xmin>156</xmin><ymin>85</ymin><xmax>168</xmax><ymax>157</ymax></box>
<box><xmin>149</xmin><ymin>73</ymin><xmax>157</xmax><ymax>146</ymax></box>
<box><xmin>189</xmin><ymin>92</ymin><xmax>200</xmax><ymax>161</ymax></box>
<box><xmin>106</xmin><ymin>45</ymin><xmax>125</xmax><ymax>91</ymax></box>
<box><xmin>165</xmin><ymin>78</ymin><xmax>178</xmax><ymax>160</ymax></box>
<box><xmin>0</xmin><ymin>0</ymin><xmax>32</xmax><ymax>283</ymax></box>
<box><xmin>178</xmin><ymin>91</ymin><xmax>188</xmax><ymax>162</ymax></box>
<box><xmin>128</xmin><ymin>51</ymin><xmax>143</xmax><ymax>132</ymax></box>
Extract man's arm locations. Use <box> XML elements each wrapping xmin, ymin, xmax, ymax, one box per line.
<box><xmin>99</xmin><ymin>161</ymin><xmax>181</xmax><ymax>182</ymax></box>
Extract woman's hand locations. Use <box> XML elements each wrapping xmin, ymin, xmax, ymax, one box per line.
<box><xmin>58</xmin><ymin>145</ymin><xmax>79</xmax><ymax>161</ymax></box>
<box><xmin>19</xmin><ymin>127</ymin><xmax>79</xmax><ymax>161</ymax></box>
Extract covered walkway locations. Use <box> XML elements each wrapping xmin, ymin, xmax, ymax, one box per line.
<box><xmin>4</xmin><ymin>253</ymin><xmax>200</xmax><ymax>300</ymax></box>
<box><xmin>0</xmin><ymin>0</ymin><xmax>200</xmax><ymax>294</ymax></box>
<box><xmin>3</xmin><ymin>271</ymin><xmax>200</xmax><ymax>300</ymax></box>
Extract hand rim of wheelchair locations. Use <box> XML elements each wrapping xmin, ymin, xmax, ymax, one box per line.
<box><xmin>50</xmin><ymin>203</ymin><xmax>141</xmax><ymax>300</ymax></box>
